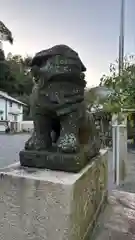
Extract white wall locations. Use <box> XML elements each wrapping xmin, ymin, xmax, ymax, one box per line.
<box><xmin>0</xmin><ymin>97</ymin><xmax>6</xmax><ymax>120</ymax></box>
<box><xmin>21</xmin><ymin>121</ymin><xmax>33</xmax><ymax>132</ymax></box>
<box><xmin>18</xmin><ymin>106</ymin><xmax>23</xmax><ymax>122</ymax></box>
<box><xmin>0</xmin><ymin>97</ymin><xmax>23</xmax><ymax>122</ymax></box>
<box><xmin>7</xmin><ymin>100</ymin><xmax>23</xmax><ymax>122</ymax></box>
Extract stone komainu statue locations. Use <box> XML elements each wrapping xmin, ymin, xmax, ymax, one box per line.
<box><xmin>20</xmin><ymin>45</ymin><xmax>101</xmax><ymax>172</ymax></box>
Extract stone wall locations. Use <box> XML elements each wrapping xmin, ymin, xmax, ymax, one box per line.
<box><xmin>0</xmin><ymin>150</ymin><xmax>108</xmax><ymax>240</ymax></box>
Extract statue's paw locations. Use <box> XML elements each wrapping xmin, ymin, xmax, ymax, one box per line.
<box><xmin>57</xmin><ymin>133</ymin><xmax>79</xmax><ymax>153</ymax></box>
<box><xmin>34</xmin><ymin>139</ymin><xmax>49</xmax><ymax>150</ymax></box>
<box><xmin>25</xmin><ymin>137</ymin><xmax>51</xmax><ymax>151</ymax></box>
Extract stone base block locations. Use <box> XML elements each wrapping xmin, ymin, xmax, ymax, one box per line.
<box><xmin>19</xmin><ymin>145</ymin><xmax>99</xmax><ymax>173</ymax></box>
<box><xmin>0</xmin><ymin>149</ymin><xmax>108</xmax><ymax>240</ymax></box>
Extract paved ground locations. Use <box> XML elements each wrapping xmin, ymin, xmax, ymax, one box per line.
<box><xmin>93</xmin><ymin>152</ymin><xmax>135</xmax><ymax>240</ymax></box>
<box><xmin>0</xmin><ymin>134</ymin><xmax>29</xmax><ymax>168</ymax></box>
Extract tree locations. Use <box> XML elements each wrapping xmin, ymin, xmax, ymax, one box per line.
<box><xmin>0</xmin><ymin>52</ymin><xmax>33</xmax><ymax>119</ymax></box>
<box><xmin>99</xmin><ymin>55</ymin><xmax>135</xmax><ymax>113</ymax></box>
<box><xmin>0</xmin><ymin>49</ymin><xmax>16</xmax><ymax>94</ymax></box>
<box><xmin>6</xmin><ymin>54</ymin><xmax>33</xmax><ymax>95</ymax></box>
<box><xmin>7</xmin><ymin>54</ymin><xmax>33</xmax><ymax>119</ymax></box>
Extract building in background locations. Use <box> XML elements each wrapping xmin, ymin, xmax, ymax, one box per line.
<box><xmin>0</xmin><ymin>91</ymin><xmax>26</xmax><ymax>132</ymax></box>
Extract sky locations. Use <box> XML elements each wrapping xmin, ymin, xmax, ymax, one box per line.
<box><xmin>0</xmin><ymin>0</ymin><xmax>135</xmax><ymax>87</ymax></box>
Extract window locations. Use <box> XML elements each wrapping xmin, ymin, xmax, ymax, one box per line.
<box><xmin>9</xmin><ymin>101</ymin><xmax>12</xmax><ymax>107</ymax></box>
<box><xmin>0</xmin><ymin>110</ymin><xmax>3</xmax><ymax>121</ymax></box>
<box><xmin>0</xmin><ymin>110</ymin><xmax>3</xmax><ymax>115</ymax></box>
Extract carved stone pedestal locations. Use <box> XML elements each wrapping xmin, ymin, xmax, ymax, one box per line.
<box><xmin>0</xmin><ymin>150</ymin><xmax>108</xmax><ymax>240</ymax></box>
<box><xmin>19</xmin><ymin>144</ymin><xmax>99</xmax><ymax>173</ymax></box>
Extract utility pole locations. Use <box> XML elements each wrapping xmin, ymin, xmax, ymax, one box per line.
<box><xmin>112</xmin><ymin>0</ymin><xmax>127</xmax><ymax>185</ymax></box>
<box><xmin>119</xmin><ymin>0</ymin><xmax>125</xmax><ymax>76</ymax></box>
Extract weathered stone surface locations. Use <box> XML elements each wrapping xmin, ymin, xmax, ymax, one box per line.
<box><xmin>118</xmin><ymin>125</ymin><xmax>127</xmax><ymax>182</ymax></box>
<box><xmin>0</xmin><ymin>149</ymin><xmax>108</xmax><ymax>240</ymax></box>
<box><xmin>92</xmin><ymin>190</ymin><xmax>135</xmax><ymax>240</ymax></box>
<box><xmin>20</xmin><ymin>144</ymin><xmax>99</xmax><ymax>173</ymax></box>
<box><xmin>92</xmin><ymin>151</ymin><xmax>135</xmax><ymax>240</ymax></box>
<box><xmin>20</xmin><ymin>45</ymin><xmax>101</xmax><ymax>171</ymax></box>
<box><xmin>112</xmin><ymin>124</ymin><xmax>127</xmax><ymax>185</ymax></box>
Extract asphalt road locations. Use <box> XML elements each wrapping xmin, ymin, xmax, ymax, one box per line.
<box><xmin>0</xmin><ymin>134</ymin><xmax>30</xmax><ymax>168</ymax></box>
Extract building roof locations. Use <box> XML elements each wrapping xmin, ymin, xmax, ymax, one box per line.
<box><xmin>0</xmin><ymin>91</ymin><xmax>27</xmax><ymax>106</ymax></box>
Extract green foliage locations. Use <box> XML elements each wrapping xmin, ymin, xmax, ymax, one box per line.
<box><xmin>0</xmin><ymin>51</ymin><xmax>33</xmax><ymax>119</ymax></box>
<box><xmin>6</xmin><ymin>53</ymin><xmax>33</xmax><ymax>95</ymax></box>
<box><xmin>100</xmin><ymin>55</ymin><xmax>135</xmax><ymax>112</ymax></box>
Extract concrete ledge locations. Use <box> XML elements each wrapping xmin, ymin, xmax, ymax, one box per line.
<box><xmin>0</xmin><ymin>149</ymin><xmax>108</xmax><ymax>240</ymax></box>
